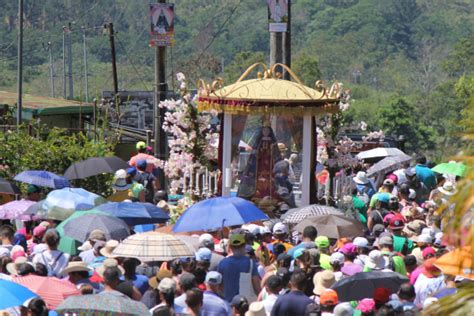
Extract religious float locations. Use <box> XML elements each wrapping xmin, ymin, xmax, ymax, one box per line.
<box><xmin>197</xmin><ymin>63</ymin><xmax>347</xmax><ymax>213</ymax></box>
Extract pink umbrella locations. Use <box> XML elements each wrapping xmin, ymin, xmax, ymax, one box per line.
<box><xmin>0</xmin><ymin>200</ymin><xmax>38</xmax><ymax>220</ymax></box>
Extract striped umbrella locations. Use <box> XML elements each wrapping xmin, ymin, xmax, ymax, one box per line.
<box><xmin>112</xmin><ymin>232</ymin><xmax>195</xmax><ymax>262</ymax></box>
<box><xmin>282</xmin><ymin>204</ymin><xmax>343</xmax><ymax>224</ymax></box>
<box><xmin>13</xmin><ymin>275</ymin><xmax>79</xmax><ymax>309</ymax></box>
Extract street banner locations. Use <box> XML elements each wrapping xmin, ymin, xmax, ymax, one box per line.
<box><xmin>150</xmin><ymin>3</ymin><xmax>175</xmax><ymax>47</ymax></box>
<box><xmin>267</xmin><ymin>0</ymin><xmax>288</xmax><ymax>32</ymax></box>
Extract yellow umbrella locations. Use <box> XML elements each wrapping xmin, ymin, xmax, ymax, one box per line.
<box><xmin>434</xmin><ymin>246</ymin><xmax>473</xmax><ymax>279</ymax></box>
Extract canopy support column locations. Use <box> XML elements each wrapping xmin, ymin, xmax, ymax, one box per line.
<box><xmin>301</xmin><ymin>114</ymin><xmax>313</xmax><ymax>205</ymax></box>
<box><xmin>221</xmin><ymin>113</ymin><xmax>233</xmax><ymax>196</ymax></box>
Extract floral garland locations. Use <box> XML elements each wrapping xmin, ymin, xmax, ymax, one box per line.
<box><xmin>159</xmin><ymin>73</ymin><xmax>220</xmax><ymax>195</ymax></box>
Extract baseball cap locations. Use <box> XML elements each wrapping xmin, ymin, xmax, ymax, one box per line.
<box><xmin>422</xmin><ymin>246</ymin><xmax>436</xmax><ymax>259</ymax></box>
<box><xmin>379</xmin><ymin>235</ymin><xmax>393</xmax><ymax>246</ymax></box>
<box><xmin>383</xmin><ymin>179</ymin><xmax>394</xmax><ymax>187</ymax></box>
<box><xmin>389</xmin><ymin>215</ymin><xmax>405</xmax><ymax>230</ymax></box>
<box><xmin>179</xmin><ymin>273</ymin><xmax>197</xmax><ymax>289</ymax></box>
<box><xmin>137</xmin><ymin>159</ymin><xmax>147</xmax><ymax>170</ymax></box>
<box><xmin>27</xmin><ymin>184</ymin><xmax>40</xmax><ymax>194</ymax></box>
<box><xmin>195</xmin><ymin>247</ymin><xmax>212</xmax><ymax>262</ymax></box>
<box><xmin>293</xmin><ymin>248</ymin><xmax>305</xmax><ymax>260</ymax></box>
<box><xmin>330</xmin><ymin>252</ymin><xmax>345</xmax><ymax>265</ymax></box>
<box><xmin>158</xmin><ymin>277</ymin><xmax>177</xmax><ymax>294</ymax></box>
<box><xmin>315</xmin><ymin>236</ymin><xmax>330</xmax><ymax>248</ymax></box>
<box><xmin>205</xmin><ymin>271</ymin><xmax>222</xmax><ymax>285</ymax></box>
<box><xmin>339</xmin><ymin>243</ymin><xmax>357</xmax><ymax>256</ymax></box>
<box><xmin>136</xmin><ymin>141</ymin><xmax>146</xmax><ymax>150</ymax></box>
<box><xmin>231</xmin><ymin>295</ymin><xmax>248</xmax><ymax>307</ymax></box>
<box><xmin>376</xmin><ymin>193</ymin><xmax>391</xmax><ymax>203</ymax></box>
<box><xmin>88</xmin><ymin>229</ymin><xmax>106</xmax><ymax>242</ymax></box>
<box><xmin>353</xmin><ymin>237</ymin><xmax>369</xmax><ymax>248</ymax></box>
<box><xmin>405</xmin><ymin>167</ymin><xmax>416</xmax><ymax>177</ymax></box>
<box><xmin>373</xmin><ymin>224</ymin><xmax>385</xmax><ymax>234</ymax></box>
<box><xmin>198</xmin><ymin>233</ymin><xmax>214</xmax><ymax>248</ymax></box>
<box><xmin>320</xmin><ymin>289</ymin><xmax>339</xmax><ymax>305</ymax></box>
<box><xmin>229</xmin><ymin>234</ymin><xmax>245</xmax><ymax>247</ymax></box>
<box><xmin>33</xmin><ymin>225</ymin><xmax>47</xmax><ymax>238</ymax></box>
<box><xmin>273</xmin><ymin>222</ymin><xmax>288</xmax><ymax>234</ymax></box>
<box><xmin>416</xmin><ymin>234</ymin><xmax>433</xmax><ymax>244</ymax></box>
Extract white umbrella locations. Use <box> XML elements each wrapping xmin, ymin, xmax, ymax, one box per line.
<box><xmin>356</xmin><ymin>147</ymin><xmax>406</xmax><ymax>160</ymax></box>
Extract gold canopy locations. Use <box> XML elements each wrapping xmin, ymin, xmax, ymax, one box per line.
<box><xmin>197</xmin><ymin>63</ymin><xmax>345</xmax><ymax>116</ymax></box>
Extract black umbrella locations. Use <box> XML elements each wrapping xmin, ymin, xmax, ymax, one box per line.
<box><xmin>331</xmin><ymin>271</ymin><xmax>409</xmax><ymax>302</ymax></box>
<box><xmin>0</xmin><ymin>177</ymin><xmax>21</xmax><ymax>195</ymax></box>
<box><xmin>64</xmin><ymin>156</ymin><xmax>129</xmax><ymax>180</ymax></box>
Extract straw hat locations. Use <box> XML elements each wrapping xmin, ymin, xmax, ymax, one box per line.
<box><xmin>313</xmin><ymin>270</ymin><xmax>336</xmax><ymax>295</ymax></box>
<box><xmin>148</xmin><ymin>269</ymin><xmax>173</xmax><ymax>289</ymax></box>
<box><xmin>6</xmin><ymin>256</ymin><xmax>28</xmax><ymax>276</ymax></box>
<box><xmin>353</xmin><ymin>171</ymin><xmax>369</xmax><ymax>185</ymax></box>
<box><xmin>95</xmin><ymin>258</ymin><xmax>125</xmax><ymax>278</ymax></box>
<box><xmin>61</xmin><ymin>261</ymin><xmax>92</xmax><ymax>275</ymax></box>
<box><xmin>438</xmin><ymin>181</ymin><xmax>457</xmax><ymax>196</ymax></box>
<box><xmin>245</xmin><ymin>301</ymin><xmax>266</xmax><ymax>316</ymax></box>
<box><xmin>99</xmin><ymin>240</ymin><xmax>119</xmax><ymax>258</ymax></box>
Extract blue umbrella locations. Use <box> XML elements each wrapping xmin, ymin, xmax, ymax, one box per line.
<box><xmin>173</xmin><ymin>197</ymin><xmax>269</xmax><ymax>233</ymax></box>
<box><xmin>0</xmin><ymin>279</ymin><xmax>37</xmax><ymax>309</ymax></box>
<box><xmin>14</xmin><ymin>170</ymin><xmax>70</xmax><ymax>189</ymax></box>
<box><xmin>97</xmin><ymin>202</ymin><xmax>169</xmax><ymax>225</ymax></box>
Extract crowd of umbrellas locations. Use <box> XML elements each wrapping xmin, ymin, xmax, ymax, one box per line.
<box><xmin>0</xmin><ymin>149</ymin><xmax>470</xmax><ymax>315</ymax></box>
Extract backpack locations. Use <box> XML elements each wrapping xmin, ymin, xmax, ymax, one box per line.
<box><xmin>382</xmin><ymin>252</ymin><xmax>398</xmax><ymax>271</ymax></box>
<box><xmin>357</xmin><ymin>185</ymin><xmax>370</xmax><ymax>204</ymax></box>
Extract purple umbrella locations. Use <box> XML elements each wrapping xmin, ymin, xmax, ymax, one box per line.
<box><xmin>0</xmin><ymin>200</ymin><xmax>40</xmax><ymax>220</ymax></box>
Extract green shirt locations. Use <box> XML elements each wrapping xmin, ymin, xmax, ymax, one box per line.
<box><xmin>319</xmin><ymin>253</ymin><xmax>332</xmax><ymax>270</ymax></box>
<box><xmin>352</xmin><ymin>195</ymin><xmax>367</xmax><ymax>217</ymax></box>
<box><xmin>393</xmin><ymin>235</ymin><xmax>414</xmax><ymax>255</ymax></box>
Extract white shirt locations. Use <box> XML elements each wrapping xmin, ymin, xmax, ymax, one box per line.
<box><xmin>32</xmin><ymin>249</ymin><xmax>70</xmax><ymax>276</ymax></box>
<box><xmin>262</xmin><ymin>293</ymin><xmax>279</xmax><ymax>316</ymax></box>
<box><xmin>414</xmin><ymin>273</ymin><xmax>445</xmax><ymax>306</ymax></box>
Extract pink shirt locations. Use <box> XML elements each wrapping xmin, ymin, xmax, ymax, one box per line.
<box><xmin>129</xmin><ymin>153</ymin><xmax>159</xmax><ymax>173</ymax></box>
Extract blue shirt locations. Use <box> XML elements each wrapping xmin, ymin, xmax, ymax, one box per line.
<box><xmin>287</xmin><ymin>241</ymin><xmax>315</xmax><ymax>257</ymax></box>
<box><xmin>356</xmin><ymin>182</ymin><xmax>376</xmax><ymax>198</ymax></box>
<box><xmin>202</xmin><ymin>291</ymin><xmax>232</xmax><ymax>316</ymax></box>
<box><xmin>217</xmin><ymin>255</ymin><xmax>259</xmax><ymax>302</ymax></box>
<box><xmin>120</xmin><ymin>274</ymin><xmax>149</xmax><ymax>295</ymax></box>
<box><xmin>415</xmin><ymin>164</ymin><xmax>437</xmax><ymax>190</ymax></box>
<box><xmin>271</xmin><ymin>291</ymin><xmax>313</xmax><ymax>316</ymax></box>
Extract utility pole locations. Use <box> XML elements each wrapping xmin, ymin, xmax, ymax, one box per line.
<box><xmin>67</xmin><ymin>22</ymin><xmax>74</xmax><ymax>99</ymax></box>
<box><xmin>282</xmin><ymin>0</ymin><xmax>291</xmax><ymax>80</ymax></box>
<box><xmin>16</xmin><ymin>0</ymin><xmax>23</xmax><ymax>126</ymax></box>
<box><xmin>43</xmin><ymin>42</ymin><xmax>55</xmax><ymax>97</ymax></box>
<box><xmin>81</xmin><ymin>26</ymin><xmax>89</xmax><ymax>102</ymax></box>
<box><xmin>62</xmin><ymin>26</ymin><xmax>67</xmax><ymax>98</ymax></box>
<box><xmin>270</xmin><ymin>32</ymin><xmax>283</xmax><ymax>73</ymax></box>
<box><xmin>106</xmin><ymin>23</ymin><xmax>119</xmax><ymax>98</ymax></box>
<box><xmin>154</xmin><ymin>0</ymin><xmax>168</xmax><ymax>162</ymax></box>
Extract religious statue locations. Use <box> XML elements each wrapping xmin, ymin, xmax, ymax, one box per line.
<box><xmin>237</xmin><ymin>121</ymin><xmax>282</xmax><ymax>202</ymax></box>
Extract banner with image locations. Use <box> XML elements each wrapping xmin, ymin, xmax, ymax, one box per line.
<box><xmin>150</xmin><ymin>3</ymin><xmax>175</xmax><ymax>46</ymax></box>
<box><xmin>267</xmin><ymin>0</ymin><xmax>288</xmax><ymax>32</ymax></box>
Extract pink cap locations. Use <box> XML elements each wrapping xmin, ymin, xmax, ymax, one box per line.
<box><xmin>357</xmin><ymin>298</ymin><xmax>375</xmax><ymax>313</ymax></box>
<box><xmin>12</xmin><ymin>250</ymin><xmax>26</xmax><ymax>261</ymax></box>
<box><xmin>33</xmin><ymin>225</ymin><xmax>47</xmax><ymax>238</ymax></box>
<box><xmin>339</xmin><ymin>243</ymin><xmax>357</xmax><ymax>256</ymax></box>
<box><xmin>422</xmin><ymin>246</ymin><xmax>436</xmax><ymax>259</ymax></box>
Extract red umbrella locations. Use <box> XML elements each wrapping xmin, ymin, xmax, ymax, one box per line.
<box><xmin>13</xmin><ymin>275</ymin><xmax>79</xmax><ymax>309</ymax></box>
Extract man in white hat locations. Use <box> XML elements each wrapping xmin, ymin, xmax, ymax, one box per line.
<box><xmin>108</xmin><ymin>169</ymin><xmax>131</xmax><ymax>202</ymax></box>
<box><xmin>62</xmin><ymin>261</ymin><xmax>101</xmax><ymax>292</ymax></box>
<box><xmin>353</xmin><ymin>171</ymin><xmax>376</xmax><ymax>203</ymax></box>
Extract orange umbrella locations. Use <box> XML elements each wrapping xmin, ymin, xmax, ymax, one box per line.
<box><xmin>13</xmin><ymin>275</ymin><xmax>79</xmax><ymax>309</ymax></box>
<box><xmin>434</xmin><ymin>246</ymin><xmax>473</xmax><ymax>279</ymax></box>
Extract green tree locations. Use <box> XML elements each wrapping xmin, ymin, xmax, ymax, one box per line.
<box><xmin>292</xmin><ymin>54</ymin><xmax>322</xmax><ymax>86</ymax></box>
<box><xmin>377</xmin><ymin>98</ymin><xmax>435</xmax><ymax>153</ymax></box>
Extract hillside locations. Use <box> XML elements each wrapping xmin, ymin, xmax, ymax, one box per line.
<box><xmin>0</xmin><ymin>0</ymin><xmax>473</xmax><ymax>155</ymax></box>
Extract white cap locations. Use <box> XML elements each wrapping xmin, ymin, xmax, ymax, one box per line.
<box><xmin>261</xmin><ymin>226</ymin><xmax>271</xmax><ymax>234</ymax></box>
<box><xmin>421</xmin><ymin>228</ymin><xmax>435</xmax><ymax>238</ymax></box>
<box><xmin>408</xmin><ymin>189</ymin><xmax>416</xmax><ymax>200</ymax></box>
<box><xmin>198</xmin><ymin>233</ymin><xmax>214</xmax><ymax>247</ymax></box>
<box><xmin>330</xmin><ymin>252</ymin><xmax>345</xmax><ymax>265</ymax></box>
<box><xmin>273</xmin><ymin>222</ymin><xmax>288</xmax><ymax>234</ymax></box>
<box><xmin>353</xmin><ymin>237</ymin><xmax>369</xmax><ymax>249</ymax></box>
<box><xmin>417</xmin><ymin>234</ymin><xmax>432</xmax><ymax>243</ymax></box>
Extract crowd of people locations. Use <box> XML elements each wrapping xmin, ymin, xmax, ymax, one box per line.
<box><xmin>0</xmin><ymin>144</ymin><xmax>470</xmax><ymax>316</ymax></box>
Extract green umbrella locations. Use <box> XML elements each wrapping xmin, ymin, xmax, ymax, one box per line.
<box><xmin>56</xmin><ymin>292</ymin><xmax>150</xmax><ymax>315</ymax></box>
<box><xmin>431</xmin><ymin>162</ymin><xmax>467</xmax><ymax>177</ymax></box>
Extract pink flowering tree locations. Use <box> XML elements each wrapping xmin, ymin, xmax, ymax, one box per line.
<box><xmin>159</xmin><ymin>73</ymin><xmax>220</xmax><ymax>196</ymax></box>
